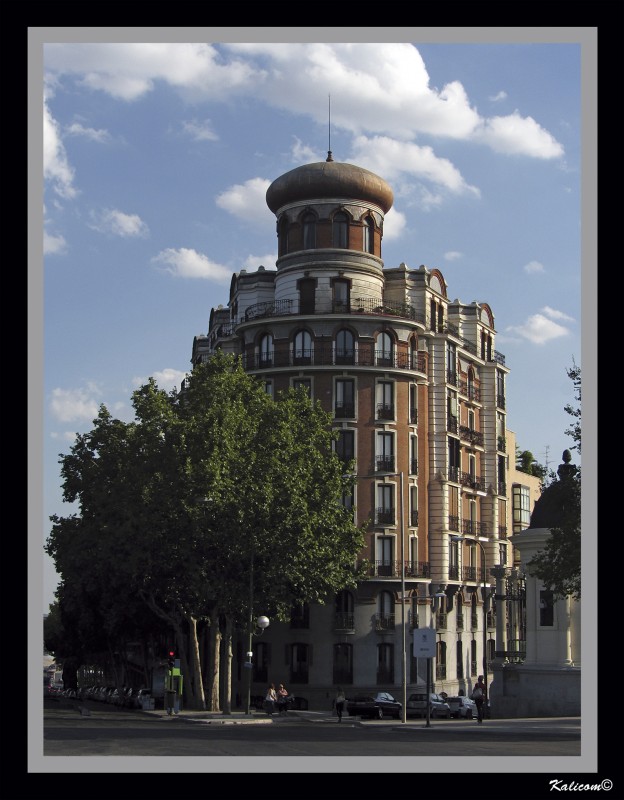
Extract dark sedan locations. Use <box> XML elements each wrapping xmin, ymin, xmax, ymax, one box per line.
<box><xmin>346</xmin><ymin>692</ymin><xmax>402</xmax><ymax>720</ymax></box>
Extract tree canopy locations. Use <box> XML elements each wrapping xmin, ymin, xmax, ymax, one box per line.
<box><xmin>526</xmin><ymin>362</ymin><xmax>581</xmax><ymax>600</ymax></box>
<box><xmin>46</xmin><ymin>352</ymin><xmax>365</xmax><ymax>707</ymax></box>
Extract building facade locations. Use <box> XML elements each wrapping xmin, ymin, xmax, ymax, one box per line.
<box><xmin>192</xmin><ymin>154</ymin><xmax>538</xmax><ymax>710</ymax></box>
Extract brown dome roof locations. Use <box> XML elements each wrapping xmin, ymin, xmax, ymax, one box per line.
<box><xmin>266</xmin><ymin>159</ymin><xmax>394</xmax><ymax>214</ymax></box>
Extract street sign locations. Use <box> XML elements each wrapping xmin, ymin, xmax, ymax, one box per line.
<box><xmin>413</xmin><ymin>628</ymin><xmax>436</xmax><ymax>658</ymax></box>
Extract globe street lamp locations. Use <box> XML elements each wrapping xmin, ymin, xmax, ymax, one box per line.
<box><xmin>451</xmin><ymin>535</ymin><xmax>491</xmax><ymax>708</ymax></box>
<box><xmin>244</xmin><ymin>551</ymin><xmax>270</xmax><ymax>715</ymax></box>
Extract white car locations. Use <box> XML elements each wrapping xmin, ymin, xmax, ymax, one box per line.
<box><xmin>446</xmin><ymin>696</ymin><xmax>477</xmax><ymax>719</ymax></box>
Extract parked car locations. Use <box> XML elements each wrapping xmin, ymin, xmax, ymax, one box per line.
<box><xmin>446</xmin><ymin>696</ymin><xmax>477</xmax><ymax>719</ymax></box>
<box><xmin>406</xmin><ymin>692</ymin><xmax>451</xmax><ymax>719</ymax></box>
<box><xmin>346</xmin><ymin>692</ymin><xmax>402</xmax><ymax>720</ymax></box>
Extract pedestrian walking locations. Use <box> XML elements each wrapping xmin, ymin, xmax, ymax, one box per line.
<box><xmin>334</xmin><ymin>687</ymin><xmax>346</xmax><ymax>722</ymax></box>
<box><xmin>276</xmin><ymin>683</ymin><xmax>289</xmax><ymax>715</ymax></box>
<box><xmin>265</xmin><ymin>683</ymin><xmax>277</xmax><ymax>715</ymax></box>
<box><xmin>471</xmin><ymin>675</ymin><xmax>486</xmax><ymax>723</ymax></box>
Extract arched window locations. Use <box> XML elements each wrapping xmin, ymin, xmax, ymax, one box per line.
<box><xmin>376</xmin><ymin>332</ymin><xmax>393</xmax><ymax>366</ymax></box>
<box><xmin>376</xmin><ymin>591</ymin><xmax>395</xmax><ymax>631</ymax></box>
<box><xmin>456</xmin><ymin>640</ymin><xmax>464</xmax><ymax>679</ymax></box>
<box><xmin>467</xmin><ymin>368</ymin><xmax>475</xmax><ymax>401</ymax></box>
<box><xmin>335</xmin><ymin>329</ymin><xmax>355</xmax><ymax>364</ymax></box>
<box><xmin>302</xmin><ymin>212</ymin><xmax>316</xmax><ymax>249</ymax></box>
<box><xmin>259</xmin><ymin>333</ymin><xmax>273</xmax><ymax>367</ymax></box>
<box><xmin>436</xmin><ymin>641</ymin><xmax>447</xmax><ymax>680</ymax></box>
<box><xmin>278</xmin><ymin>216</ymin><xmax>289</xmax><ymax>257</ymax></box>
<box><xmin>293</xmin><ymin>330</ymin><xmax>312</xmax><ymax>365</ymax></box>
<box><xmin>363</xmin><ymin>215</ymin><xmax>375</xmax><ymax>254</ymax></box>
<box><xmin>335</xmin><ymin>590</ymin><xmax>354</xmax><ymax>631</ymax></box>
<box><xmin>333</xmin><ymin>211</ymin><xmax>348</xmax><ymax>248</ymax></box>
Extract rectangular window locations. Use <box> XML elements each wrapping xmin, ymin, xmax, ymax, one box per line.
<box><xmin>335</xmin><ymin>429</ymin><xmax>355</xmax><ymax>467</ymax></box>
<box><xmin>376</xmin><ymin>381</ymin><xmax>394</xmax><ymax>419</ymax></box>
<box><xmin>263</xmin><ymin>380</ymin><xmax>273</xmax><ymax>398</ymax></box>
<box><xmin>376</xmin><ymin>432</ymin><xmax>394</xmax><ymax>472</ymax></box>
<box><xmin>376</xmin><ymin>535</ymin><xmax>394</xmax><ymax>576</ymax></box>
<box><xmin>377</xmin><ymin>485</ymin><xmax>395</xmax><ymax>525</ymax></box>
<box><xmin>333</xmin><ymin>279</ymin><xmax>350</xmax><ymax>311</ymax></box>
<box><xmin>409</xmin><ymin>384</ymin><xmax>418</xmax><ymax>423</ymax></box>
<box><xmin>410</xmin><ymin>436</ymin><xmax>418</xmax><ymax>475</ymax></box>
<box><xmin>289</xmin><ymin>643</ymin><xmax>310</xmax><ymax>684</ymax></box>
<box><xmin>333</xmin><ymin>643</ymin><xmax>353</xmax><ymax>685</ymax></box>
<box><xmin>512</xmin><ymin>485</ymin><xmax>531</xmax><ymax>532</ymax></box>
<box><xmin>410</xmin><ymin>486</ymin><xmax>418</xmax><ymax>527</ymax></box>
<box><xmin>335</xmin><ymin>379</ymin><xmax>355</xmax><ymax>418</ymax></box>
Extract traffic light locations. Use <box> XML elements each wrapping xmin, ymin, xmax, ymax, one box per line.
<box><xmin>167</xmin><ymin>649</ymin><xmax>175</xmax><ymax>669</ymax></box>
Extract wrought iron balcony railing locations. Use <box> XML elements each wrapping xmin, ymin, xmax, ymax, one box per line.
<box><xmin>497</xmin><ymin>394</ymin><xmax>506</xmax><ymax>409</ymax></box>
<box><xmin>334</xmin><ymin>613</ymin><xmax>355</xmax><ymax>631</ymax></box>
<box><xmin>375</xmin><ymin>612</ymin><xmax>395</xmax><ymax>631</ymax></box>
<box><xmin>377</xmin><ymin>403</ymin><xmax>394</xmax><ymax>419</ymax></box>
<box><xmin>375</xmin><ymin>508</ymin><xmax>395</xmax><ymax>525</ymax></box>
<box><xmin>335</xmin><ymin>402</ymin><xmax>355</xmax><ymax>418</ymax></box>
<box><xmin>376</xmin><ymin>456</ymin><xmax>395</xmax><ymax>472</ymax></box>
<box><xmin>459</xmin><ymin>426</ymin><xmax>484</xmax><ymax>447</ymax></box>
<box><xmin>241</xmin><ymin>347</ymin><xmax>426</xmax><ymax>372</ymax></box>
<box><xmin>459</xmin><ymin>471</ymin><xmax>486</xmax><ymax>491</ymax></box>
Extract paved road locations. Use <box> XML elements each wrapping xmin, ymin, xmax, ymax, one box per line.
<box><xmin>42</xmin><ymin>698</ymin><xmax>581</xmax><ymax>761</ymax></box>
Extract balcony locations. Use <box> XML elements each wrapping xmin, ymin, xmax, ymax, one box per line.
<box><xmin>335</xmin><ymin>402</ymin><xmax>355</xmax><ymax>419</ymax></box>
<box><xmin>447</xmin><ymin>417</ymin><xmax>458</xmax><ymax>434</ymax></box>
<box><xmin>497</xmin><ymin>394</ymin><xmax>506</xmax><ymax>409</ymax></box>
<box><xmin>448</xmin><ymin>467</ymin><xmax>461</xmax><ymax>483</ymax></box>
<box><xmin>447</xmin><ymin>371</ymin><xmax>458</xmax><ymax>387</ymax></box>
<box><xmin>334</xmin><ymin>612</ymin><xmax>355</xmax><ymax>632</ymax></box>
<box><xmin>459</xmin><ymin>426</ymin><xmax>484</xmax><ymax>447</ymax></box>
<box><xmin>376</xmin><ymin>403</ymin><xmax>394</xmax><ymax>420</ymax></box>
<box><xmin>449</xmin><ymin>564</ymin><xmax>459</xmax><ymax>580</ymax></box>
<box><xmin>362</xmin><ymin>560</ymin><xmax>430</xmax><ymax>579</ymax></box>
<box><xmin>459</xmin><ymin>471</ymin><xmax>485</xmax><ymax>492</ymax></box>
<box><xmin>464</xmin><ymin>566</ymin><xmax>478</xmax><ymax>582</ymax></box>
<box><xmin>376</xmin><ymin>456</ymin><xmax>395</xmax><ymax>473</ymax></box>
<box><xmin>375</xmin><ymin>613</ymin><xmax>395</xmax><ymax>631</ymax></box>
<box><xmin>448</xmin><ymin>515</ymin><xmax>460</xmax><ymax>532</ymax></box>
<box><xmin>405</xmin><ymin>560</ymin><xmax>430</xmax><ymax>578</ymax></box>
<box><xmin>461</xmin><ymin>519</ymin><xmax>488</xmax><ymax>536</ymax></box>
<box><xmin>498</xmin><ymin>524</ymin><xmax>508</xmax><ymax>538</ymax></box>
<box><xmin>241</xmin><ymin>345</ymin><xmax>426</xmax><ymax>373</ymax></box>
<box><xmin>376</xmin><ymin>508</ymin><xmax>395</xmax><ymax>525</ymax></box>
<box><xmin>458</xmin><ymin>380</ymin><xmax>481</xmax><ymax>402</ymax></box>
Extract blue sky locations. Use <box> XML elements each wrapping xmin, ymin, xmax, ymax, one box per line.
<box><xmin>38</xmin><ymin>36</ymin><xmax>590</xmax><ymax>614</ymax></box>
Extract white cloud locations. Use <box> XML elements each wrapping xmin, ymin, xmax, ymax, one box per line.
<box><xmin>132</xmin><ymin>368</ymin><xmax>188</xmax><ymax>393</ymax></box>
<box><xmin>505</xmin><ymin>311</ymin><xmax>572</xmax><ymax>344</ymax></box>
<box><xmin>44</xmin><ymin>229</ymin><xmax>67</xmax><ymax>255</ymax></box>
<box><xmin>89</xmin><ymin>208</ymin><xmax>150</xmax><ymax>238</ymax></box>
<box><xmin>43</xmin><ymin>97</ymin><xmax>77</xmax><ymax>199</ymax></box>
<box><xmin>50</xmin><ymin>387</ymin><xmax>100</xmax><ymax>423</ymax></box>
<box><xmin>383</xmin><ymin>208</ymin><xmax>407</xmax><ymax>241</ymax></box>
<box><xmin>473</xmin><ymin>111</ymin><xmax>564</xmax><ymax>159</ymax></box>
<box><xmin>488</xmin><ymin>91</ymin><xmax>507</xmax><ymax>102</ymax></box>
<box><xmin>243</xmin><ymin>254</ymin><xmax>278</xmax><ymax>270</ymax></box>
<box><xmin>65</xmin><ymin>122</ymin><xmax>111</xmax><ymax>143</ymax></box>
<box><xmin>50</xmin><ymin>430</ymin><xmax>80</xmax><ymax>443</ymax></box>
<box><xmin>152</xmin><ymin>247</ymin><xmax>231</xmax><ymax>283</ymax></box>
<box><xmin>444</xmin><ymin>251</ymin><xmax>463</xmax><ymax>261</ymax></box>
<box><xmin>541</xmin><ymin>305</ymin><xmax>575</xmax><ymax>322</ymax></box>
<box><xmin>291</xmin><ymin>137</ymin><xmax>321</xmax><ymax>164</ymax></box>
<box><xmin>523</xmin><ymin>260</ymin><xmax>545</xmax><ymax>274</ymax></box>
<box><xmin>45</xmin><ymin>43</ymin><xmax>564</xmax><ymax>161</ymax></box>
<box><xmin>216</xmin><ymin>177</ymin><xmax>273</xmax><ymax>225</ymax></box>
<box><xmin>182</xmin><ymin>118</ymin><xmax>219</xmax><ymax>142</ymax></box>
<box><xmin>44</xmin><ymin>42</ymin><xmax>262</xmax><ymax>101</ymax></box>
<box><xmin>350</xmin><ymin>135</ymin><xmax>480</xmax><ymax>198</ymax></box>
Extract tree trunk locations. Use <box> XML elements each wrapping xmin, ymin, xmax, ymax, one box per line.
<box><xmin>185</xmin><ymin>613</ymin><xmax>206</xmax><ymax>710</ymax></box>
<box><xmin>222</xmin><ymin>616</ymin><xmax>233</xmax><ymax>714</ymax></box>
<box><xmin>208</xmin><ymin>607</ymin><xmax>221</xmax><ymax>711</ymax></box>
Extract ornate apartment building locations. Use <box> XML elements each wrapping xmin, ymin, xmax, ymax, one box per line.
<box><xmin>191</xmin><ymin>154</ymin><xmax>538</xmax><ymax>708</ymax></box>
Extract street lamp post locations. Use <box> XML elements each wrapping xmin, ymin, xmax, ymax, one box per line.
<box><xmin>244</xmin><ymin>551</ymin><xmax>269</xmax><ymax>715</ymax></box>
<box><xmin>451</xmin><ymin>535</ymin><xmax>490</xmax><ymax>707</ymax></box>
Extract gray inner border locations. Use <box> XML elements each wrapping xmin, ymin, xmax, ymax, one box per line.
<box><xmin>28</xmin><ymin>26</ymin><xmax>597</xmax><ymax>776</ymax></box>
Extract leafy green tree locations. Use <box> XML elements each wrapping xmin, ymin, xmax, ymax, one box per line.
<box><xmin>516</xmin><ymin>448</ymin><xmax>547</xmax><ymax>481</ymax></box>
<box><xmin>46</xmin><ymin>352</ymin><xmax>365</xmax><ymax>710</ymax></box>
<box><xmin>527</xmin><ymin>363</ymin><xmax>581</xmax><ymax>599</ymax></box>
